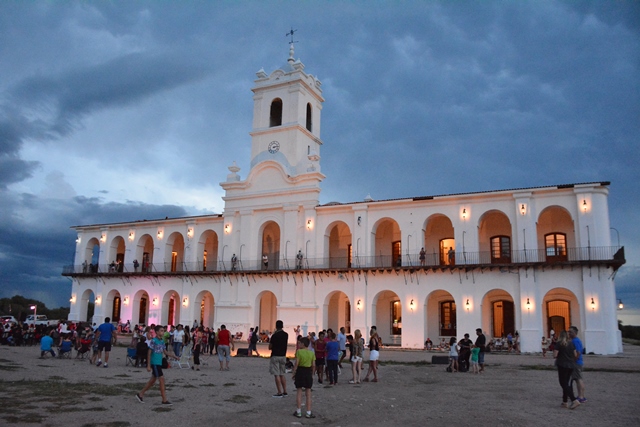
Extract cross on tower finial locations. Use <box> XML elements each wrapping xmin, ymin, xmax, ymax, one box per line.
<box><xmin>286</xmin><ymin>27</ymin><xmax>298</xmax><ymax>45</ymax></box>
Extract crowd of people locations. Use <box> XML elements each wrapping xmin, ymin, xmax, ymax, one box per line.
<box><xmin>2</xmin><ymin>315</ymin><xmax>588</xmax><ymax>412</ymax></box>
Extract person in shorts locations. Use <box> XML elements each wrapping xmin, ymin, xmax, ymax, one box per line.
<box><xmin>569</xmin><ymin>326</ymin><xmax>586</xmax><ymax>402</ymax></box>
<box><xmin>136</xmin><ymin>325</ymin><xmax>178</xmax><ymax>405</ymax></box>
<box><xmin>216</xmin><ymin>324</ymin><xmax>234</xmax><ymax>370</ymax></box>
<box><xmin>292</xmin><ymin>336</ymin><xmax>316</xmax><ymax>419</ymax></box>
<box><xmin>95</xmin><ymin>317</ymin><xmax>116</xmax><ymax>368</ymax></box>
<box><xmin>269</xmin><ymin>320</ymin><xmax>289</xmax><ymax>397</ymax></box>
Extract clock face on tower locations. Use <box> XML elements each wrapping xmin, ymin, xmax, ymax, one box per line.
<box><xmin>268</xmin><ymin>141</ymin><xmax>280</xmax><ymax>154</ymax></box>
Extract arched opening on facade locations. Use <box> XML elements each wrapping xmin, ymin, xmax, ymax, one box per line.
<box><xmin>165</xmin><ymin>232</ymin><xmax>185</xmax><ymax>272</ymax></box>
<box><xmin>424</xmin><ymin>214</ymin><xmax>454</xmax><ymax>266</ymax></box>
<box><xmin>105</xmin><ymin>289</ymin><xmax>121</xmax><ymax>323</ymax></box>
<box><xmin>372</xmin><ymin>218</ymin><xmax>401</xmax><ymax>267</ymax></box>
<box><xmin>195</xmin><ymin>291</ymin><xmax>215</xmax><ymax>328</ymax></box>
<box><xmin>478</xmin><ymin>210</ymin><xmax>512</xmax><ymax>264</ymax></box>
<box><xmin>269</xmin><ymin>98</ymin><xmax>283</xmax><ymax>127</ymax></box>
<box><xmin>108</xmin><ymin>236</ymin><xmax>126</xmax><ymax>272</ymax></box>
<box><xmin>372</xmin><ymin>290</ymin><xmax>401</xmax><ymax>346</ymax></box>
<box><xmin>198</xmin><ymin>230</ymin><xmax>219</xmax><ymax>271</ymax></box>
<box><xmin>83</xmin><ymin>238</ymin><xmax>100</xmax><ymax>272</ymax></box>
<box><xmin>543</xmin><ymin>288</ymin><xmax>580</xmax><ymax>337</ymax></box>
<box><xmin>325</xmin><ymin>221</ymin><xmax>352</xmax><ymax>268</ymax></box>
<box><xmin>79</xmin><ymin>289</ymin><xmax>95</xmax><ymax>322</ymax></box>
<box><xmin>306</xmin><ymin>103</ymin><xmax>312</xmax><ymax>132</ymax></box>
<box><xmin>256</xmin><ymin>291</ymin><xmax>277</xmax><ymax>334</ymax></box>
<box><xmin>324</xmin><ymin>291</ymin><xmax>351</xmax><ymax>334</ymax></box>
<box><xmin>132</xmin><ymin>290</ymin><xmax>150</xmax><ymax>326</ymax></box>
<box><xmin>426</xmin><ymin>290</ymin><xmax>456</xmax><ymax>343</ymax></box>
<box><xmin>481</xmin><ymin>289</ymin><xmax>515</xmax><ymax>338</ymax></box>
<box><xmin>161</xmin><ymin>290</ymin><xmax>181</xmax><ymax>327</ymax></box>
<box><xmin>537</xmin><ymin>206</ymin><xmax>575</xmax><ymax>263</ymax></box>
<box><xmin>136</xmin><ymin>234</ymin><xmax>154</xmax><ymax>273</ymax></box>
<box><xmin>261</xmin><ymin>221</ymin><xmax>281</xmax><ymax>271</ymax></box>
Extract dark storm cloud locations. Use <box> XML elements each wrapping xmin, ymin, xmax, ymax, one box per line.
<box><xmin>0</xmin><ymin>191</ymin><xmax>189</xmax><ymax>307</ymax></box>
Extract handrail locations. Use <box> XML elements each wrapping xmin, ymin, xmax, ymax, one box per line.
<box><xmin>62</xmin><ymin>246</ymin><xmax>624</xmax><ymax>275</ymax></box>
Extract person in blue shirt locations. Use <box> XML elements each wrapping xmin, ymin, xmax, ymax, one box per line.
<box><xmin>569</xmin><ymin>326</ymin><xmax>586</xmax><ymax>403</ymax></box>
<box><xmin>40</xmin><ymin>330</ymin><xmax>56</xmax><ymax>357</ymax></box>
<box><xmin>326</xmin><ymin>332</ymin><xmax>340</xmax><ymax>385</ymax></box>
<box><xmin>95</xmin><ymin>317</ymin><xmax>116</xmax><ymax>368</ymax></box>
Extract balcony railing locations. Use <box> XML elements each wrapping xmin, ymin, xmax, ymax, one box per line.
<box><xmin>62</xmin><ymin>246</ymin><xmax>624</xmax><ymax>276</ymax></box>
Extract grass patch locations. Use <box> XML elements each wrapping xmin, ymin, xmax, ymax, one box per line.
<box><xmin>622</xmin><ymin>338</ymin><xmax>640</xmax><ymax>346</ymax></box>
<box><xmin>225</xmin><ymin>394</ymin><xmax>251</xmax><ymax>404</ymax></box>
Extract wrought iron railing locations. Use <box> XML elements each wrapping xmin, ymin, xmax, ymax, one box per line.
<box><xmin>62</xmin><ymin>246</ymin><xmax>624</xmax><ymax>275</ymax></box>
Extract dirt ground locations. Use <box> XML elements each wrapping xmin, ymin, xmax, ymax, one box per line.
<box><xmin>1</xmin><ymin>342</ymin><xmax>639</xmax><ymax>427</ymax></box>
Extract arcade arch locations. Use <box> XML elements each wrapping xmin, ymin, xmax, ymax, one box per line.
<box><xmin>256</xmin><ymin>291</ymin><xmax>277</xmax><ymax>333</ymax></box>
<box><xmin>478</xmin><ymin>210</ymin><xmax>512</xmax><ymax>264</ymax></box>
<box><xmin>537</xmin><ymin>206</ymin><xmax>575</xmax><ymax>262</ymax></box>
<box><xmin>198</xmin><ymin>230</ymin><xmax>219</xmax><ymax>271</ymax></box>
<box><xmin>132</xmin><ymin>290</ymin><xmax>150</xmax><ymax>326</ymax></box>
<box><xmin>79</xmin><ymin>289</ymin><xmax>95</xmax><ymax>322</ymax></box>
<box><xmin>372</xmin><ymin>218</ymin><xmax>401</xmax><ymax>267</ymax></box>
<box><xmin>324</xmin><ymin>291</ymin><xmax>351</xmax><ymax>334</ymax></box>
<box><xmin>372</xmin><ymin>290</ymin><xmax>401</xmax><ymax>345</ymax></box>
<box><xmin>543</xmin><ymin>288</ymin><xmax>580</xmax><ymax>337</ymax></box>
<box><xmin>136</xmin><ymin>234</ymin><xmax>154</xmax><ymax>273</ymax></box>
<box><xmin>105</xmin><ymin>289</ymin><xmax>122</xmax><ymax>323</ymax></box>
<box><xmin>165</xmin><ymin>232</ymin><xmax>185</xmax><ymax>272</ymax></box>
<box><xmin>161</xmin><ymin>290</ymin><xmax>181</xmax><ymax>326</ymax></box>
<box><xmin>326</xmin><ymin>221</ymin><xmax>352</xmax><ymax>268</ymax></box>
<box><xmin>425</xmin><ymin>290</ymin><xmax>456</xmax><ymax>341</ymax></box>
<box><xmin>108</xmin><ymin>236</ymin><xmax>126</xmax><ymax>272</ymax></box>
<box><xmin>83</xmin><ymin>238</ymin><xmax>100</xmax><ymax>272</ymax></box>
<box><xmin>195</xmin><ymin>291</ymin><xmax>215</xmax><ymax>328</ymax></box>
<box><xmin>424</xmin><ymin>215</ymin><xmax>455</xmax><ymax>266</ymax></box>
<box><xmin>261</xmin><ymin>221</ymin><xmax>281</xmax><ymax>270</ymax></box>
<box><xmin>481</xmin><ymin>289</ymin><xmax>515</xmax><ymax>338</ymax></box>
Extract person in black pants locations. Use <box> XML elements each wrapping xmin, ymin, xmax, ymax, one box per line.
<box><xmin>553</xmin><ymin>330</ymin><xmax>580</xmax><ymax>409</ymax></box>
<box><xmin>458</xmin><ymin>333</ymin><xmax>473</xmax><ymax>372</ymax></box>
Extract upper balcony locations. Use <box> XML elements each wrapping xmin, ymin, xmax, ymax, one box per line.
<box><xmin>62</xmin><ymin>246</ymin><xmax>625</xmax><ymax>276</ymax></box>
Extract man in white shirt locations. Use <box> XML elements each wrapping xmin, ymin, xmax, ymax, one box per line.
<box><xmin>337</xmin><ymin>327</ymin><xmax>347</xmax><ymax>369</ymax></box>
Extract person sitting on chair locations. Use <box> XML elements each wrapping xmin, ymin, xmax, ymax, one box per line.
<box><xmin>59</xmin><ymin>336</ymin><xmax>73</xmax><ymax>358</ymax></box>
<box><xmin>136</xmin><ymin>337</ymin><xmax>149</xmax><ymax>367</ymax></box>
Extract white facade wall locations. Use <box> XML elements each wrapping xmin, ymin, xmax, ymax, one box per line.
<box><xmin>67</xmin><ymin>48</ymin><xmax>623</xmax><ymax>355</ymax></box>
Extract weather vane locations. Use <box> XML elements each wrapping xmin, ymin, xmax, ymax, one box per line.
<box><xmin>286</xmin><ymin>27</ymin><xmax>298</xmax><ymax>45</ymax></box>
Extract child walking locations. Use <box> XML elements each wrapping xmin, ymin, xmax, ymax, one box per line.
<box><xmin>470</xmin><ymin>344</ymin><xmax>480</xmax><ymax>374</ymax></box>
<box><xmin>292</xmin><ymin>337</ymin><xmax>316</xmax><ymax>419</ymax></box>
<box><xmin>136</xmin><ymin>325</ymin><xmax>179</xmax><ymax>405</ymax></box>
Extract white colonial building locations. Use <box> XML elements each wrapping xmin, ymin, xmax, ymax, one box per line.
<box><xmin>66</xmin><ymin>45</ymin><xmax>625</xmax><ymax>354</ymax></box>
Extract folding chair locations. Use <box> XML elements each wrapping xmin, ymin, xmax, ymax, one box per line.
<box><xmin>126</xmin><ymin>348</ymin><xmax>137</xmax><ymax>366</ymax></box>
<box><xmin>76</xmin><ymin>339</ymin><xmax>91</xmax><ymax>359</ymax></box>
<box><xmin>172</xmin><ymin>344</ymin><xmax>191</xmax><ymax>369</ymax></box>
<box><xmin>58</xmin><ymin>341</ymin><xmax>73</xmax><ymax>359</ymax></box>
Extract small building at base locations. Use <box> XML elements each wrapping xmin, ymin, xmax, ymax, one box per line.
<box><xmin>65</xmin><ymin>45</ymin><xmax>625</xmax><ymax>354</ymax></box>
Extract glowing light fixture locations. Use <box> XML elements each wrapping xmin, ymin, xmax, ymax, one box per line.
<box><xmin>152</xmin><ymin>297</ymin><xmax>159</xmax><ymax>306</ymax></box>
<box><xmin>618</xmin><ymin>299</ymin><xmax>624</xmax><ymax>310</ymax></box>
<box><xmin>182</xmin><ymin>297</ymin><xmax>188</xmax><ymax>307</ymax></box>
<box><xmin>410</xmin><ymin>299</ymin><xmax>415</xmax><ymax>311</ymax></box>
<box><xmin>591</xmin><ymin>297</ymin><xmax>595</xmax><ymax>310</ymax></box>
<box><xmin>357</xmin><ymin>299</ymin><xmax>362</xmax><ymax>310</ymax></box>
<box><xmin>526</xmin><ymin>298</ymin><xmax>531</xmax><ymax>310</ymax></box>
<box><xmin>100</xmin><ymin>233</ymin><xmax>107</xmax><ymax>243</ymax></box>
<box><xmin>128</xmin><ymin>231</ymin><xmax>135</xmax><ymax>241</ymax></box>
<box><xmin>123</xmin><ymin>296</ymin><xmax>129</xmax><ymax>305</ymax></box>
<box><xmin>583</xmin><ymin>199</ymin><xmax>588</xmax><ymax>213</ymax></box>
<box><xmin>307</xmin><ymin>219</ymin><xmax>312</xmax><ymax>230</ymax></box>
<box><xmin>461</xmin><ymin>208</ymin><xmax>467</xmax><ymax>220</ymax></box>
<box><xmin>157</xmin><ymin>229</ymin><xmax>163</xmax><ymax>239</ymax></box>
<box><xmin>224</xmin><ymin>224</ymin><xmax>231</xmax><ymax>234</ymax></box>
<box><xmin>466</xmin><ymin>298</ymin><xmax>470</xmax><ymax>311</ymax></box>
<box><xmin>357</xmin><ymin>216</ymin><xmax>362</xmax><ymax>226</ymax></box>
<box><xmin>520</xmin><ymin>203</ymin><xmax>526</xmax><ymax>216</ymax></box>
<box><xmin>187</xmin><ymin>227</ymin><xmax>194</xmax><ymax>239</ymax></box>
<box><xmin>95</xmin><ymin>296</ymin><xmax>102</xmax><ymax>305</ymax></box>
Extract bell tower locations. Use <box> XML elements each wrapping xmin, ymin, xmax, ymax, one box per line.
<box><xmin>249</xmin><ymin>43</ymin><xmax>324</xmax><ymax>177</ymax></box>
<box><xmin>221</xmin><ymin>43</ymin><xmax>325</xmax><ymax>213</ymax></box>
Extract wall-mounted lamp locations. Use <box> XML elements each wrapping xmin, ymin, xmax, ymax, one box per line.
<box><xmin>357</xmin><ymin>216</ymin><xmax>362</xmax><ymax>226</ymax></box>
<box><xmin>520</xmin><ymin>203</ymin><xmax>526</xmax><ymax>216</ymax></box>
<box><xmin>356</xmin><ymin>299</ymin><xmax>362</xmax><ymax>310</ymax></box>
<box><xmin>526</xmin><ymin>297</ymin><xmax>531</xmax><ymax>310</ymax></box>
<box><xmin>100</xmin><ymin>233</ymin><xmax>107</xmax><ymax>243</ymax></box>
<box><xmin>410</xmin><ymin>299</ymin><xmax>415</xmax><ymax>311</ymax></box>
<box><xmin>590</xmin><ymin>297</ymin><xmax>595</xmax><ymax>310</ymax></box>
<box><xmin>224</xmin><ymin>224</ymin><xmax>231</xmax><ymax>234</ymax></box>
<box><xmin>583</xmin><ymin>199</ymin><xmax>588</xmax><ymax>213</ymax></box>
<box><xmin>182</xmin><ymin>297</ymin><xmax>188</xmax><ymax>307</ymax></box>
<box><xmin>618</xmin><ymin>299</ymin><xmax>624</xmax><ymax>310</ymax></box>
<box><xmin>461</xmin><ymin>208</ymin><xmax>467</xmax><ymax>220</ymax></box>
<box><xmin>123</xmin><ymin>296</ymin><xmax>129</xmax><ymax>305</ymax></box>
<box><xmin>307</xmin><ymin>219</ymin><xmax>312</xmax><ymax>230</ymax></box>
<box><xmin>128</xmin><ymin>231</ymin><xmax>135</xmax><ymax>241</ymax></box>
<box><xmin>152</xmin><ymin>297</ymin><xmax>159</xmax><ymax>306</ymax></box>
<box><xmin>76</xmin><ymin>236</ymin><xmax>81</xmax><ymax>244</ymax></box>
<box><xmin>69</xmin><ymin>295</ymin><xmax>76</xmax><ymax>304</ymax></box>
<box><xmin>466</xmin><ymin>298</ymin><xmax>470</xmax><ymax>311</ymax></box>
<box><xmin>95</xmin><ymin>295</ymin><xmax>102</xmax><ymax>305</ymax></box>
<box><xmin>187</xmin><ymin>227</ymin><xmax>194</xmax><ymax>239</ymax></box>
<box><xmin>157</xmin><ymin>229</ymin><xmax>163</xmax><ymax>240</ymax></box>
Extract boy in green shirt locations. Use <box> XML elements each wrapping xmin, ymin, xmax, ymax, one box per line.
<box><xmin>292</xmin><ymin>336</ymin><xmax>316</xmax><ymax>418</ymax></box>
<box><xmin>470</xmin><ymin>345</ymin><xmax>480</xmax><ymax>374</ymax></box>
<box><xmin>136</xmin><ymin>325</ymin><xmax>179</xmax><ymax>405</ymax></box>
